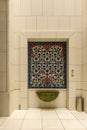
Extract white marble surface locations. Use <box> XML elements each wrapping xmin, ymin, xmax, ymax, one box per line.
<box><xmin>0</xmin><ymin>108</ymin><xmax>87</xmax><ymax>130</ymax></box>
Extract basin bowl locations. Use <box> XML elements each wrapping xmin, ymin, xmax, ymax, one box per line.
<box><xmin>36</xmin><ymin>90</ymin><xmax>59</xmax><ymax>102</ymax></box>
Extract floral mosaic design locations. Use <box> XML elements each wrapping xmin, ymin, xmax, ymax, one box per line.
<box><xmin>28</xmin><ymin>41</ymin><xmax>66</xmax><ymax>89</ymax></box>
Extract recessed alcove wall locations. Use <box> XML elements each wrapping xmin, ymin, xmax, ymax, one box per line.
<box><xmin>0</xmin><ymin>0</ymin><xmax>86</xmax><ymax>116</ymax></box>
<box><xmin>19</xmin><ymin>32</ymin><xmax>81</xmax><ymax>109</ymax></box>
<box><xmin>8</xmin><ymin>0</ymin><xmax>83</xmax><ymax>114</ymax></box>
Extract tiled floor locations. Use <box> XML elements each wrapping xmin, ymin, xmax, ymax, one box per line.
<box><xmin>0</xmin><ymin>108</ymin><xmax>87</xmax><ymax>130</ymax></box>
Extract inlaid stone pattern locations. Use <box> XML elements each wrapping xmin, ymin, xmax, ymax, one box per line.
<box><xmin>28</xmin><ymin>41</ymin><xmax>66</xmax><ymax>89</ymax></box>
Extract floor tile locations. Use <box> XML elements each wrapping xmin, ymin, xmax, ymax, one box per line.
<box><xmin>25</xmin><ymin>112</ymin><xmax>41</xmax><ymax>119</ymax></box>
<box><xmin>42</xmin><ymin>108</ymin><xmax>56</xmax><ymax>112</ymax></box>
<box><xmin>21</xmin><ymin>129</ymin><xmax>42</xmax><ymax>130</ymax></box>
<box><xmin>61</xmin><ymin>119</ymin><xmax>86</xmax><ymax>130</ymax></box>
<box><xmin>80</xmin><ymin>120</ymin><xmax>87</xmax><ymax>128</ymax></box>
<box><xmin>27</xmin><ymin>108</ymin><xmax>41</xmax><ymax>113</ymax></box>
<box><xmin>22</xmin><ymin>119</ymin><xmax>42</xmax><ymax>129</ymax></box>
<box><xmin>13</xmin><ymin>110</ymin><xmax>26</xmax><ymax>113</ymax></box>
<box><xmin>43</xmin><ymin>129</ymin><xmax>64</xmax><ymax>130</ymax></box>
<box><xmin>42</xmin><ymin>119</ymin><xmax>64</xmax><ymax>129</ymax></box>
<box><xmin>42</xmin><ymin>109</ymin><xmax>56</xmax><ymax>113</ymax></box>
<box><xmin>1</xmin><ymin>119</ymin><xmax>23</xmax><ymax>129</ymax></box>
<box><xmin>0</xmin><ymin>117</ymin><xmax>8</xmax><ymax>126</ymax></box>
<box><xmin>71</xmin><ymin>111</ymin><xmax>87</xmax><ymax>120</ymax></box>
<box><xmin>21</xmin><ymin>128</ymin><xmax>43</xmax><ymax>130</ymax></box>
<box><xmin>42</xmin><ymin>109</ymin><xmax>58</xmax><ymax>119</ymax></box>
<box><xmin>55</xmin><ymin>108</ymin><xmax>70</xmax><ymax>113</ymax></box>
<box><xmin>0</xmin><ymin>108</ymin><xmax>87</xmax><ymax>130</ymax></box>
<box><xmin>0</xmin><ymin>128</ymin><xmax>20</xmax><ymax>130</ymax></box>
<box><xmin>57</xmin><ymin>112</ymin><xmax>76</xmax><ymax>119</ymax></box>
<box><xmin>42</xmin><ymin>112</ymin><xmax>58</xmax><ymax>119</ymax></box>
<box><xmin>10</xmin><ymin>110</ymin><xmax>26</xmax><ymax>119</ymax></box>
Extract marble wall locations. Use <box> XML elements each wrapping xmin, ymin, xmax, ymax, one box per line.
<box><xmin>0</xmin><ymin>0</ymin><xmax>9</xmax><ymax>116</ymax></box>
<box><xmin>82</xmin><ymin>0</ymin><xmax>87</xmax><ymax>113</ymax></box>
<box><xmin>0</xmin><ymin>0</ymin><xmax>86</xmax><ymax>115</ymax></box>
<box><xmin>8</xmin><ymin>0</ymin><xmax>83</xmax><ymax>113</ymax></box>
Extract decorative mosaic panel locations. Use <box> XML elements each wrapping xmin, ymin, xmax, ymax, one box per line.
<box><xmin>28</xmin><ymin>41</ymin><xmax>66</xmax><ymax>89</ymax></box>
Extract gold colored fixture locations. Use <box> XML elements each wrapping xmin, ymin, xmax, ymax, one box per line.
<box><xmin>71</xmin><ymin>69</ymin><xmax>74</xmax><ymax>77</ymax></box>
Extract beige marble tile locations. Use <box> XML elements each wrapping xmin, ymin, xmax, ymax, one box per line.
<box><xmin>21</xmin><ymin>0</ymin><xmax>31</xmax><ymax>15</ymax></box>
<box><xmin>27</xmin><ymin>16</ymin><xmax>36</xmax><ymax>32</ymax></box>
<box><xmin>1</xmin><ymin>119</ymin><xmax>22</xmax><ymax>129</ymax></box>
<box><xmin>75</xmin><ymin>0</ymin><xmax>82</xmax><ymax>15</ymax></box>
<box><xmin>42</xmin><ymin>119</ymin><xmax>64</xmax><ymax>129</ymax></box>
<box><xmin>48</xmin><ymin>17</ymin><xmax>58</xmax><ymax>31</ymax></box>
<box><xmin>53</xmin><ymin>0</ymin><xmax>64</xmax><ymax>15</ymax></box>
<box><xmin>61</xmin><ymin>119</ymin><xmax>86</xmax><ymax>130</ymax></box>
<box><xmin>31</xmin><ymin>0</ymin><xmax>42</xmax><ymax>15</ymax></box>
<box><xmin>71</xmin><ymin>16</ymin><xmax>82</xmax><ymax>31</ymax></box>
<box><xmin>43</xmin><ymin>0</ymin><xmax>53</xmax><ymax>16</ymax></box>
<box><xmin>57</xmin><ymin>112</ymin><xmax>76</xmax><ymax>119</ymax></box>
<box><xmin>64</xmin><ymin>0</ymin><xmax>75</xmax><ymax>15</ymax></box>
<box><xmin>14</xmin><ymin>17</ymin><xmax>26</xmax><ymax>32</ymax></box>
<box><xmin>59</xmin><ymin>16</ymin><xmax>70</xmax><ymax>31</ymax></box>
<box><xmin>37</xmin><ymin>16</ymin><xmax>48</xmax><ymax>32</ymax></box>
<box><xmin>22</xmin><ymin>120</ymin><xmax>42</xmax><ymax>129</ymax></box>
<box><xmin>13</xmin><ymin>0</ymin><xmax>20</xmax><ymax>15</ymax></box>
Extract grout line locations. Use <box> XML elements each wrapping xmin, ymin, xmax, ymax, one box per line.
<box><xmin>55</xmin><ymin>110</ymin><xmax>65</xmax><ymax>130</ymax></box>
<box><xmin>70</xmin><ymin>111</ymin><xmax>79</xmax><ymax>120</ymax></box>
<box><xmin>41</xmin><ymin>108</ymin><xmax>43</xmax><ymax>130</ymax></box>
<box><xmin>19</xmin><ymin>110</ymin><xmax>27</xmax><ymax>130</ymax></box>
<box><xmin>56</xmin><ymin>109</ymin><xmax>87</xmax><ymax>129</ymax></box>
<box><xmin>70</xmin><ymin>111</ymin><xmax>87</xmax><ymax>129</ymax></box>
<box><xmin>0</xmin><ymin>118</ymin><xmax>8</xmax><ymax>128</ymax></box>
<box><xmin>1</xmin><ymin>109</ymin><xmax>87</xmax><ymax>129</ymax></box>
<box><xmin>19</xmin><ymin>119</ymin><xmax>24</xmax><ymax>130</ymax></box>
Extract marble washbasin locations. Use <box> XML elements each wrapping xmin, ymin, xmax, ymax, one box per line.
<box><xmin>36</xmin><ymin>90</ymin><xmax>59</xmax><ymax>102</ymax></box>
